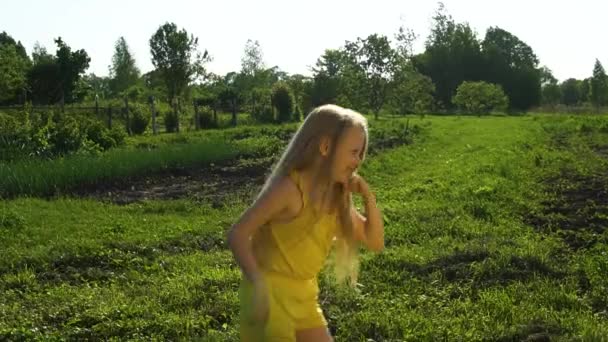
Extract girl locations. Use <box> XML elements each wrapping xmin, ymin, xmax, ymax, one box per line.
<box><xmin>228</xmin><ymin>104</ymin><xmax>384</xmax><ymax>341</ymax></box>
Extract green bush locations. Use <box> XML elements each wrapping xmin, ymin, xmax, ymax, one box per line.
<box><xmin>452</xmin><ymin>81</ymin><xmax>509</xmax><ymax>115</ymax></box>
<box><xmin>0</xmin><ymin>109</ymin><xmax>125</xmax><ymax>161</ymax></box>
<box><xmin>197</xmin><ymin>105</ymin><xmax>217</xmax><ymax>129</ymax></box>
<box><xmin>271</xmin><ymin>82</ymin><xmax>295</xmax><ymax>123</ymax></box>
<box><xmin>108</xmin><ymin>126</ymin><xmax>126</xmax><ymax>146</ymax></box>
<box><xmin>84</xmin><ymin>120</ymin><xmax>119</xmax><ymax>150</ymax></box>
<box><xmin>49</xmin><ymin>114</ymin><xmax>84</xmax><ymax>155</ymax></box>
<box><xmin>164</xmin><ymin>111</ymin><xmax>179</xmax><ymax>133</ymax></box>
<box><xmin>251</xmin><ymin>104</ymin><xmax>274</xmax><ymax>123</ymax></box>
<box><xmin>0</xmin><ymin>113</ymin><xmax>30</xmax><ymax>160</ymax></box>
<box><xmin>128</xmin><ymin>104</ymin><xmax>150</xmax><ymax>135</ymax></box>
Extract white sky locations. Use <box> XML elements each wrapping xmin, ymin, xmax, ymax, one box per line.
<box><xmin>2</xmin><ymin>0</ymin><xmax>606</xmax><ymax>82</ymax></box>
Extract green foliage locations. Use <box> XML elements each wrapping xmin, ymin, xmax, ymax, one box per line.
<box><xmin>344</xmin><ymin>34</ymin><xmax>398</xmax><ymax>117</ymax></box>
<box><xmin>391</xmin><ymin>65</ymin><xmax>436</xmax><ymax>115</ymax></box>
<box><xmin>413</xmin><ymin>3</ymin><xmax>484</xmax><ymax>110</ymax></box>
<box><xmin>149</xmin><ymin>22</ymin><xmax>210</xmax><ymax>102</ymax></box>
<box><xmin>163</xmin><ymin>110</ymin><xmax>179</xmax><ymax>133</ymax></box>
<box><xmin>54</xmin><ymin>37</ymin><xmax>91</xmax><ymax>103</ymax></box>
<box><xmin>197</xmin><ymin>105</ymin><xmax>217</xmax><ymax>129</ymax></box>
<box><xmin>310</xmin><ymin>49</ymin><xmax>348</xmax><ymax>107</ymax></box>
<box><xmin>85</xmin><ymin>120</ymin><xmax>117</xmax><ymax>150</ymax></box>
<box><xmin>0</xmin><ymin>108</ymin><xmax>124</xmax><ymax>161</ymax></box>
<box><xmin>109</xmin><ymin>37</ymin><xmax>140</xmax><ymax>96</ymax></box>
<box><xmin>49</xmin><ymin>114</ymin><xmax>85</xmax><ymax>155</ymax></box>
<box><xmin>590</xmin><ymin>59</ymin><xmax>608</xmax><ymax>108</ymax></box>
<box><xmin>107</xmin><ymin>126</ymin><xmax>126</xmax><ymax>146</ymax></box>
<box><xmin>453</xmin><ymin>81</ymin><xmax>509</xmax><ymax>114</ymax></box>
<box><xmin>0</xmin><ymin>208</ymin><xmax>25</xmax><ymax>233</ymax></box>
<box><xmin>0</xmin><ymin>44</ymin><xmax>29</xmax><ymax>103</ymax></box>
<box><xmin>271</xmin><ymin>82</ymin><xmax>294</xmax><ymax>123</ymax></box>
<box><xmin>542</xmin><ymin>83</ymin><xmax>561</xmax><ymax>106</ymax></box>
<box><xmin>560</xmin><ymin>78</ymin><xmax>581</xmax><ymax>106</ymax></box>
<box><xmin>481</xmin><ymin>27</ymin><xmax>541</xmax><ymax>110</ymax></box>
<box><xmin>0</xmin><ymin>134</ymin><xmax>240</xmax><ymax>197</ymax></box>
<box><xmin>26</xmin><ymin>38</ymin><xmax>90</xmax><ymax>104</ymax></box>
<box><xmin>248</xmin><ymin>87</ymin><xmax>274</xmax><ymax>124</ymax></box>
<box><xmin>251</xmin><ymin>104</ymin><xmax>274</xmax><ymax>124</ymax></box>
<box><xmin>128</xmin><ymin>104</ymin><xmax>150</xmax><ymax>135</ymax></box>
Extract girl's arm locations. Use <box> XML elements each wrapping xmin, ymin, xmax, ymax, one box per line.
<box><xmin>349</xmin><ymin>176</ymin><xmax>384</xmax><ymax>252</ymax></box>
<box><xmin>227</xmin><ymin>177</ymin><xmax>296</xmax><ymax>283</ymax></box>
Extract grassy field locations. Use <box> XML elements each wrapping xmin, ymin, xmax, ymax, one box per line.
<box><xmin>1</xmin><ymin>114</ymin><xmax>607</xmax><ymax>341</ymax></box>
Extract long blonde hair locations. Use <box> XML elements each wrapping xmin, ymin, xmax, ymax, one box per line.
<box><xmin>257</xmin><ymin>104</ymin><xmax>369</xmax><ymax>286</ymax></box>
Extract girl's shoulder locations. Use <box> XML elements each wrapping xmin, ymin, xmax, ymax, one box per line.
<box><xmin>261</xmin><ymin>171</ymin><xmax>307</xmax><ymax>225</ymax></box>
<box><xmin>266</xmin><ymin>173</ymin><xmax>304</xmax><ymax>212</ymax></box>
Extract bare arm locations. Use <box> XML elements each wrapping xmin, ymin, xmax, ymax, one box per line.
<box><xmin>227</xmin><ymin>178</ymin><xmax>296</xmax><ymax>283</ymax></box>
<box><xmin>349</xmin><ymin>176</ymin><xmax>384</xmax><ymax>252</ymax></box>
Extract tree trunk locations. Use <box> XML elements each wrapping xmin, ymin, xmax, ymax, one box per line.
<box><xmin>151</xmin><ymin>99</ymin><xmax>157</xmax><ymax>135</ymax></box>
<box><xmin>124</xmin><ymin>97</ymin><xmax>131</xmax><ymax>135</ymax></box>
<box><xmin>173</xmin><ymin>97</ymin><xmax>180</xmax><ymax>133</ymax></box>
<box><xmin>231</xmin><ymin>100</ymin><xmax>237</xmax><ymax>127</ymax></box>
<box><xmin>194</xmin><ymin>101</ymin><xmax>200</xmax><ymax>130</ymax></box>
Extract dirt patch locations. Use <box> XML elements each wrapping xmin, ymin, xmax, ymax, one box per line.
<box><xmin>73</xmin><ymin>157</ymin><xmax>273</xmax><ymax>205</ymax></box>
<box><xmin>525</xmin><ymin>170</ymin><xmax>608</xmax><ymax>250</ymax></box>
<box><xmin>593</xmin><ymin>144</ymin><xmax>608</xmax><ymax>159</ymax></box>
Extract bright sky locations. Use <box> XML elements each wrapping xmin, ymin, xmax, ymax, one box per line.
<box><xmin>2</xmin><ymin>0</ymin><xmax>606</xmax><ymax>82</ymax></box>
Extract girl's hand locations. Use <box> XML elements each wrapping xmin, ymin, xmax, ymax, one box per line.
<box><xmin>347</xmin><ymin>174</ymin><xmax>371</xmax><ymax>198</ymax></box>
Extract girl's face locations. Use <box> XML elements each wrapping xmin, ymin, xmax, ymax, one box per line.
<box><xmin>330</xmin><ymin>125</ymin><xmax>366</xmax><ymax>184</ymax></box>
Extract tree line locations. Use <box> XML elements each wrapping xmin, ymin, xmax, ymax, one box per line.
<box><xmin>1</xmin><ymin>2</ymin><xmax>607</xmax><ymax>126</ymax></box>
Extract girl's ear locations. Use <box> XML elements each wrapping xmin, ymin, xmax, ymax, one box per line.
<box><xmin>319</xmin><ymin>136</ymin><xmax>331</xmax><ymax>157</ymax></box>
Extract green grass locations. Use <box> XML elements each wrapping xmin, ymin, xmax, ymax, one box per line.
<box><xmin>0</xmin><ymin>138</ymin><xmax>241</xmax><ymax>198</ymax></box>
<box><xmin>1</xmin><ymin>114</ymin><xmax>608</xmax><ymax>340</ymax></box>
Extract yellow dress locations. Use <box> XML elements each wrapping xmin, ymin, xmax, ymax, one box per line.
<box><xmin>239</xmin><ymin>169</ymin><xmax>338</xmax><ymax>341</ymax></box>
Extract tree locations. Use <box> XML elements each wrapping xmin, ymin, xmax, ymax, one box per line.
<box><xmin>579</xmin><ymin>78</ymin><xmax>591</xmax><ymax>104</ymax></box>
<box><xmin>26</xmin><ymin>38</ymin><xmax>90</xmax><ymax>104</ymax></box>
<box><xmin>109</xmin><ymin>37</ymin><xmax>140</xmax><ymax>97</ymax></box>
<box><xmin>241</xmin><ymin>39</ymin><xmax>265</xmax><ymax>76</ymax></box>
<box><xmin>413</xmin><ymin>2</ymin><xmax>484</xmax><ymax>109</ymax></box>
<box><xmin>395</xmin><ymin>21</ymin><xmax>418</xmax><ymax>60</ymax></box>
<box><xmin>55</xmin><ymin>37</ymin><xmax>91</xmax><ymax>103</ymax></box>
<box><xmin>287</xmin><ymin>74</ymin><xmax>311</xmax><ymax>114</ymax></box>
<box><xmin>239</xmin><ymin>39</ymin><xmax>270</xmax><ymax>112</ymax></box>
<box><xmin>481</xmin><ymin>27</ymin><xmax>541</xmax><ymax>110</ymax></box>
<box><xmin>539</xmin><ymin>66</ymin><xmax>557</xmax><ymax>86</ymax></box>
<box><xmin>0</xmin><ymin>32</ymin><xmax>29</xmax><ymax>62</ymax></box>
<box><xmin>0</xmin><ymin>32</ymin><xmax>31</xmax><ymax>104</ymax></box>
<box><xmin>310</xmin><ymin>49</ymin><xmax>349</xmax><ymax>107</ymax></box>
<box><xmin>390</xmin><ymin>63</ymin><xmax>436</xmax><ymax>115</ymax></box>
<box><xmin>560</xmin><ymin>78</ymin><xmax>580</xmax><ymax>106</ymax></box>
<box><xmin>217</xmin><ymin>72</ymin><xmax>243</xmax><ymax>126</ymax></box>
<box><xmin>149</xmin><ymin>22</ymin><xmax>211</xmax><ymax>132</ymax></box>
<box><xmin>344</xmin><ymin>34</ymin><xmax>398</xmax><ymax>119</ymax></box>
<box><xmin>271</xmin><ymin>82</ymin><xmax>295</xmax><ymax>122</ymax></box>
<box><xmin>83</xmin><ymin>73</ymin><xmax>111</xmax><ymax>100</ymax></box>
<box><xmin>542</xmin><ymin>84</ymin><xmax>561</xmax><ymax>106</ymax></box>
<box><xmin>0</xmin><ymin>44</ymin><xmax>29</xmax><ymax>103</ymax></box>
<box><xmin>452</xmin><ymin>81</ymin><xmax>508</xmax><ymax>115</ymax></box>
<box><xmin>539</xmin><ymin>66</ymin><xmax>560</xmax><ymax>106</ymax></box>
<box><xmin>590</xmin><ymin>59</ymin><xmax>608</xmax><ymax>109</ymax></box>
